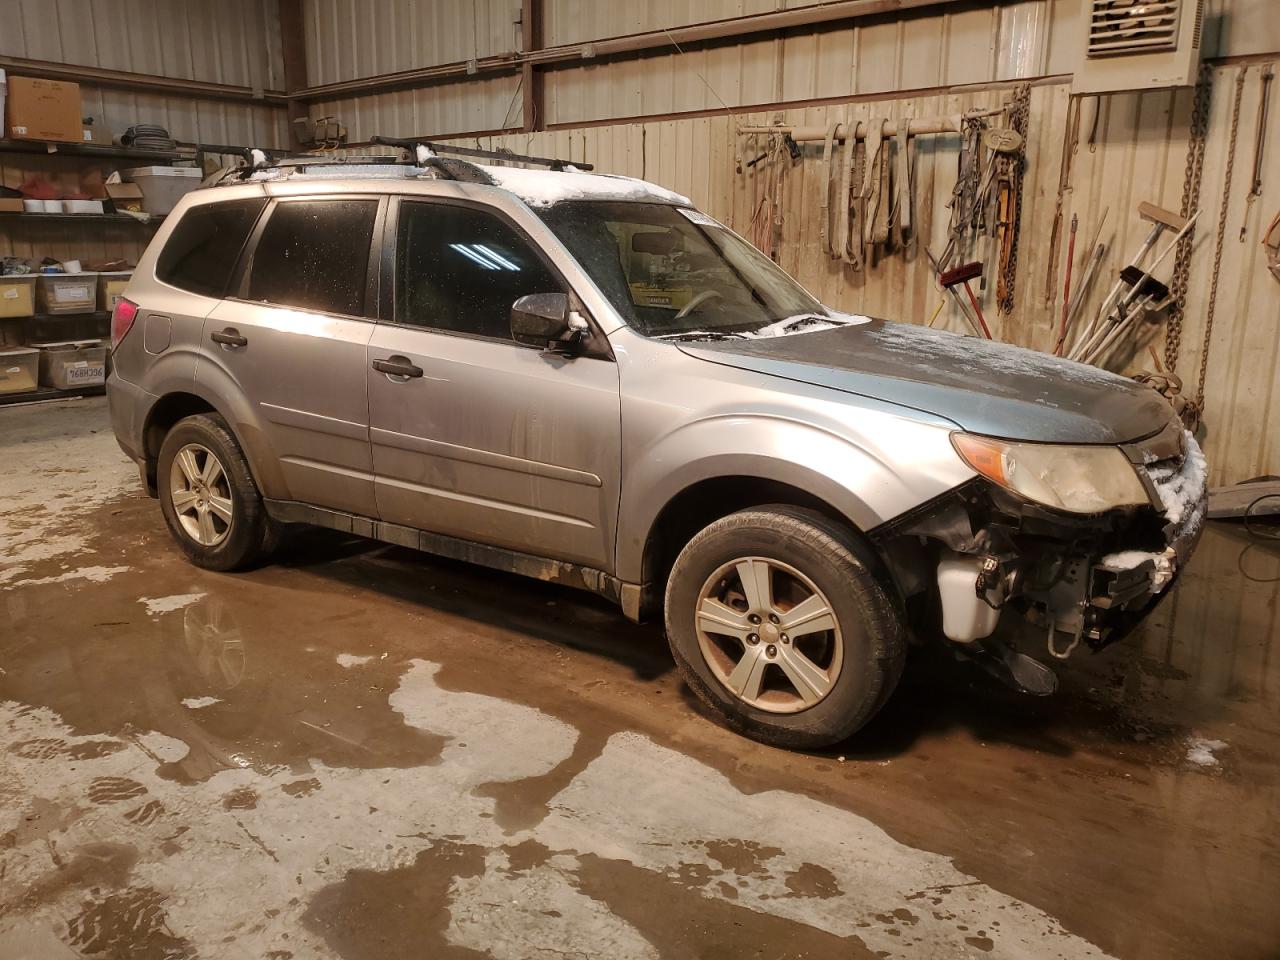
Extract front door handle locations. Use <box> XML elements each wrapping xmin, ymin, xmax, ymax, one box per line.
<box><xmin>211</xmin><ymin>328</ymin><xmax>248</xmax><ymax>348</ymax></box>
<box><xmin>372</xmin><ymin>356</ymin><xmax>424</xmax><ymax>380</ymax></box>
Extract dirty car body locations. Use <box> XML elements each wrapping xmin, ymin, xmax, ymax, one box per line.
<box><xmin>106</xmin><ymin>153</ymin><xmax>1207</xmax><ymax>746</ymax></box>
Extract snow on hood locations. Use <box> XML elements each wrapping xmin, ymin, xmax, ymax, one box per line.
<box><xmin>480</xmin><ymin>164</ymin><xmax>690</xmax><ymax>208</ymax></box>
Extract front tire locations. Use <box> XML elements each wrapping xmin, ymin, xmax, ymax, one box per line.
<box><xmin>664</xmin><ymin>506</ymin><xmax>905</xmax><ymax>749</ymax></box>
<box><xmin>157</xmin><ymin>413</ymin><xmax>277</xmax><ymax>572</ymax></box>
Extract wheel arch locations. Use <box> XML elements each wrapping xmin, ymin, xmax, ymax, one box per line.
<box><xmin>141</xmin><ymin>388</ymin><xmax>282</xmax><ymax>499</ymax></box>
<box><xmin>632</xmin><ymin>471</ymin><xmax>885</xmax><ymax>620</ymax></box>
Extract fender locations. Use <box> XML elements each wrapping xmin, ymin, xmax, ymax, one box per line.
<box><xmin>615</xmin><ymin>411</ymin><xmax>975</xmax><ymax>583</ymax></box>
<box><xmin>141</xmin><ymin>367</ymin><xmax>288</xmax><ymax>500</ymax></box>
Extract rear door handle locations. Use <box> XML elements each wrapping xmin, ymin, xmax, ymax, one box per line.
<box><xmin>372</xmin><ymin>356</ymin><xmax>424</xmax><ymax>380</ymax></box>
<box><xmin>211</xmin><ymin>328</ymin><xmax>248</xmax><ymax>348</ymax></box>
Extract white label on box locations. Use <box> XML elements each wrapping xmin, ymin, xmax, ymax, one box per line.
<box><xmin>12</xmin><ymin>125</ymin><xmax>27</xmax><ymax>136</ymax></box>
<box><xmin>53</xmin><ymin>283</ymin><xmax>93</xmax><ymax>303</ymax></box>
<box><xmin>65</xmin><ymin>363</ymin><xmax>105</xmax><ymax>385</ymax></box>
<box><xmin>2</xmin><ymin>289</ymin><xmax>17</xmax><ymax>300</ymax></box>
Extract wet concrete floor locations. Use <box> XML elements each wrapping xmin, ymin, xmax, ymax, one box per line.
<box><xmin>1</xmin><ymin>397</ymin><xmax>1277</xmax><ymax>959</ymax></box>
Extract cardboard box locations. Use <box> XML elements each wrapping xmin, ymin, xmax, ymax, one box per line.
<box><xmin>106</xmin><ymin>182</ymin><xmax>145</xmax><ymax>214</ymax></box>
<box><xmin>33</xmin><ymin>340</ymin><xmax>107</xmax><ymax>390</ymax></box>
<box><xmin>0</xmin><ymin>198</ymin><xmax>24</xmax><ymax>213</ymax></box>
<box><xmin>97</xmin><ymin>271</ymin><xmax>132</xmax><ymax>311</ymax></box>
<box><xmin>0</xmin><ymin>275</ymin><xmax>37</xmax><ymax>319</ymax></box>
<box><xmin>36</xmin><ymin>274</ymin><xmax>97</xmax><ymax>315</ymax></box>
<box><xmin>5</xmin><ymin>76</ymin><xmax>82</xmax><ymax>143</ymax></box>
<box><xmin>0</xmin><ymin>347</ymin><xmax>39</xmax><ymax>395</ymax></box>
<box><xmin>81</xmin><ymin>120</ymin><xmax>114</xmax><ymax>145</ymax></box>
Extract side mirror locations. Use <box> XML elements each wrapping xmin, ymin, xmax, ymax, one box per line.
<box><xmin>511</xmin><ymin>293</ymin><xmax>586</xmax><ymax>355</ymax></box>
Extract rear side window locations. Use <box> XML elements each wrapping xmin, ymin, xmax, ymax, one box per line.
<box><xmin>245</xmin><ymin>199</ymin><xmax>378</xmax><ymax>317</ymax></box>
<box><xmin>156</xmin><ymin>199</ymin><xmax>266</xmax><ymax>298</ymax></box>
<box><xmin>395</xmin><ymin>201</ymin><xmax>562</xmax><ymax>340</ymax></box>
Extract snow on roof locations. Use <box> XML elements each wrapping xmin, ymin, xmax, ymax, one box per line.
<box><xmin>478</xmin><ymin>164</ymin><xmax>690</xmax><ymax>208</ymax></box>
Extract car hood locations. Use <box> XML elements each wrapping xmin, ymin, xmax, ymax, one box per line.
<box><xmin>678</xmin><ymin>319</ymin><xmax>1173</xmax><ymax>444</ymax></box>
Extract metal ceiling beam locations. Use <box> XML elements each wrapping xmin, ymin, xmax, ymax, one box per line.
<box><xmin>0</xmin><ymin>54</ymin><xmax>288</xmax><ymax>106</ymax></box>
<box><xmin>292</xmin><ymin>0</ymin><xmax>969</xmax><ymax>103</ymax></box>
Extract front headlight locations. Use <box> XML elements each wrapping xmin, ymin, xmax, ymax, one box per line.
<box><xmin>951</xmin><ymin>433</ymin><xmax>1151</xmax><ymax>514</ymax></box>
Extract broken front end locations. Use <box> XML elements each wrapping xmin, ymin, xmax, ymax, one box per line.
<box><xmin>877</xmin><ymin>420</ymin><xmax>1207</xmax><ymax>669</ymax></box>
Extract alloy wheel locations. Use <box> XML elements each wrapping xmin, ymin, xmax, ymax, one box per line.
<box><xmin>169</xmin><ymin>443</ymin><xmax>234</xmax><ymax>547</ymax></box>
<box><xmin>694</xmin><ymin>556</ymin><xmax>844</xmax><ymax>713</ymax></box>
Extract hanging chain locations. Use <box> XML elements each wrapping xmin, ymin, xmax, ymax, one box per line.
<box><xmin>1194</xmin><ymin>67</ymin><xmax>1248</xmax><ymax>409</ymax></box>
<box><xmin>997</xmin><ymin>84</ymin><xmax>1031</xmax><ymax>314</ymax></box>
<box><xmin>1165</xmin><ymin>64</ymin><xmax>1213</xmax><ymax>372</ymax></box>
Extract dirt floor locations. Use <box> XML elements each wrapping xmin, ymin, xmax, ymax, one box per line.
<box><xmin>1</xmin><ymin>396</ymin><xmax>1276</xmax><ymax>960</ymax></box>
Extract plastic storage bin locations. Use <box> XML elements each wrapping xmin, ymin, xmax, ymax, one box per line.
<box><xmin>121</xmin><ymin>166</ymin><xmax>202</xmax><ymax>215</ymax></box>
<box><xmin>97</xmin><ymin>271</ymin><xmax>132</xmax><ymax>311</ymax></box>
<box><xmin>34</xmin><ymin>340</ymin><xmax>107</xmax><ymax>389</ymax></box>
<box><xmin>36</xmin><ymin>273</ymin><xmax>97</xmax><ymax>315</ymax></box>
<box><xmin>0</xmin><ymin>274</ymin><xmax>37</xmax><ymax>318</ymax></box>
<box><xmin>0</xmin><ymin>346</ymin><xmax>39</xmax><ymax>395</ymax></box>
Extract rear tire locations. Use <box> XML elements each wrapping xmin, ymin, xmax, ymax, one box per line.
<box><xmin>157</xmin><ymin>413</ymin><xmax>277</xmax><ymax>572</ymax></box>
<box><xmin>664</xmin><ymin>505</ymin><xmax>905</xmax><ymax>749</ymax></box>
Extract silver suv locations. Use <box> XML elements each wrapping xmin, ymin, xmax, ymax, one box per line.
<box><xmin>107</xmin><ymin>145</ymin><xmax>1207</xmax><ymax>748</ymax></box>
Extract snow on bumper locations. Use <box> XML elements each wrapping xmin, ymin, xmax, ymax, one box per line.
<box><xmin>1095</xmin><ymin>432</ymin><xmax>1208</xmax><ymax>603</ymax></box>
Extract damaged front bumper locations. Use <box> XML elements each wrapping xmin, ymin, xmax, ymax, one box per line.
<box><xmin>875</xmin><ymin>427</ymin><xmax>1208</xmax><ymax>658</ymax></box>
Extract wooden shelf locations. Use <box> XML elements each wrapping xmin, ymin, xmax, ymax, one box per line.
<box><xmin>0</xmin><ymin>138</ymin><xmax>190</xmax><ymax>163</ymax></box>
<box><xmin>0</xmin><ymin>212</ymin><xmax>163</xmax><ymax>225</ymax></box>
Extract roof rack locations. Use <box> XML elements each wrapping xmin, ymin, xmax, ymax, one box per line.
<box><xmin>370</xmin><ymin>135</ymin><xmax>592</xmax><ymax>172</ymax></box>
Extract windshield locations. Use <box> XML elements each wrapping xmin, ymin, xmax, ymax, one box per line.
<box><xmin>538</xmin><ymin>201</ymin><xmax>831</xmax><ymax>340</ymax></box>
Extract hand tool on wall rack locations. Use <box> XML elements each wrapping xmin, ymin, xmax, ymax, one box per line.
<box><xmin>819</xmin><ymin>121</ymin><xmax>840</xmax><ymax>257</ymax></box>
<box><xmin>939</xmin><ymin>261</ymin><xmax>993</xmax><ymax>339</ymax></box>
<box><xmin>1239</xmin><ymin>64</ymin><xmax>1273</xmax><ymax>242</ymax></box>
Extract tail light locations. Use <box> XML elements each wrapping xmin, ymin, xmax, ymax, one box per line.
<box><xmin>111</xmin><ymin>298</ymin><xmax>140</xmax><ymax>350</ymax></box>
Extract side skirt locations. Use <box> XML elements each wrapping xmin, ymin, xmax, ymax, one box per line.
<box><xmin>263</xmin><ymin>498</ymin><xmax>645</xmax><ymax>621</ymax></box>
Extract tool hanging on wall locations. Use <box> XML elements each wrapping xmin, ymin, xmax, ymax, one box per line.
<box><xmin>1239</xmin><ymin>64</ymin><xmax>1273</xmax><ymax>242</ymax></box>
<box><xmin>740</xmin><ymin>105</ymin><xmax>1003</xmax><ymax>276</ymax></box>
<box><xmin>994</xmin><ymin>84</ymin><xmax>1030</xmax><ymax>315</ymax></box>
<box><xmin>1187</xmin><ymin>65</ymin><xmax>1249</xmax><ymax>425</ymax></box>
<box><xmin>1165</xmin><ymin>63</ymin><xmax>1212</xmax><ymax>377</ymax></box>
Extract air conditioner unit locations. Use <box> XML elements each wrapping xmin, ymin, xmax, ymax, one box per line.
<box><xmin>1072</xmin><ymin>0</ymin><xmax>1205</xmax><ymax>94</ymax></box>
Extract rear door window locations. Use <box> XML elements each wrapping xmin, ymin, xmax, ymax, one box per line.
<box><xmin>394</xmin><ymin>200</ymin><xmax>562</xmax><ymax>340</ymax></box>
<box><xmin>156</xmin><ymin>198</ymin><xmax>266</xmax><ymax>298</ymax></box>
<box><xmin>244</xmin><ymin>199</ymin><xmax>378</xmax><ymax>317</ymax></box>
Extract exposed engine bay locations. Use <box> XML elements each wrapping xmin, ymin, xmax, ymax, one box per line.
<box><xmin>875</xmin><ymin>425</ymin><xmax>1207</xmax><ymax>684</ymax></box>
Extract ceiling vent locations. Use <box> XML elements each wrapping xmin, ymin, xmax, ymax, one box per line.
<box><xmin>1073</xmin><ymin>0</ymin><xmax>1205</xmax><ymax>94</ymax></box>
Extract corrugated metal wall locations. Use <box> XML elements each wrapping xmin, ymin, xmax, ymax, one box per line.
<box><xmin>438</xmin><ymin>59</ymin><xmax>1278</xmax><ymax>486</ymax></box>
<box><xmin>1</xmin><ymin>0</ymin><xmax>287</xmax><ymax>266</ymax></box>
<box><xmin>303</xmin><ymin>0</ymin><xmax>517</xmax><ymax>83</ymax></box>
<box><xmin>541</xmin><ymin>0</ymin><xmax>1080</xmax><ymax>125</ymax></box>
<box><xmin>0</xmin><ymin>0</ymin><xmax>287</xmax><ymax>145</ymax></box>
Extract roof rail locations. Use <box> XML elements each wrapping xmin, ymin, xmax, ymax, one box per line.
<box><xmin>370</xmin><ymin>135</ymin><xmax>592</xmax><ymax>172</ymax></box>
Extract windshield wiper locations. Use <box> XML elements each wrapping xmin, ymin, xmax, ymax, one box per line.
<box><xmin>653</xmin><ymin>330</ymin><xmax>748</xmax><ymax>342</ymax></box>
